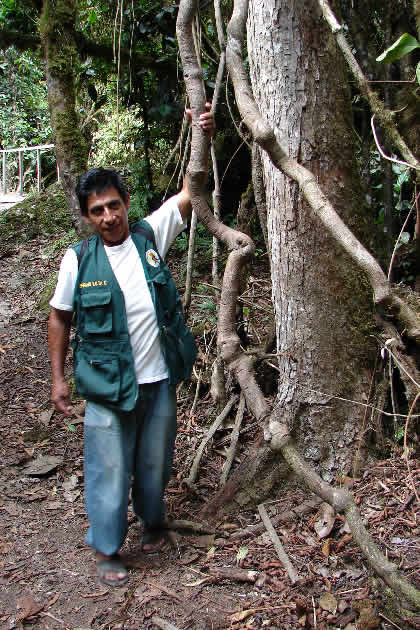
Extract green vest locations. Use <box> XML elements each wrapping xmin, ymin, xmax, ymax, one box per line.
<box><xmin>71</xmin><ymin>220</ymin><xmax>197</xmax><ymax>411</ymax></box>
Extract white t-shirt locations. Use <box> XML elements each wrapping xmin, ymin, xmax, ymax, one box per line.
<box><xmin>50</xmin><ymin>196</ymin><xmax>187</xmax><ymax>384</ymax></box>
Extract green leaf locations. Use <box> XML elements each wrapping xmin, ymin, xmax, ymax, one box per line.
<box><xmin>376</xmin><ymin>33</ymin><xmax>420</xmax><ymax>63</ymax></box>
<box><xmin>87</xmin><ymin>9</ymin><xmax>97</xmax><ymax>24</ymax></box>
<box><xmin>67</xmin><ymin>423</ymin><xmax>76</xmax><ymax>432</ymax></box>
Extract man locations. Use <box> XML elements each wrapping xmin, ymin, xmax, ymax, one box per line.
<box><xmin>48</xmin><ymin>106</ymin><xmax>214</xmax><ymax>586</ymax></box>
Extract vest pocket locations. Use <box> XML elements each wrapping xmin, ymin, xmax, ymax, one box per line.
<box><xmin>74</xmin><ymin>354</ymin><xmax>121</xmax><ymax>403</ymax></box>
<box><xmin>80</xmin><ymin>290</ymin><xmax>113</xmax><ymax>334</ymax></box>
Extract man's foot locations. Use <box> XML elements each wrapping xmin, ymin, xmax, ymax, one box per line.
<box><xmin>96</xmin><ymin>552</ymin><xmax>128</xmax><ymax>586</ymax></box>
<box><xmin>141</xmin><ymin>527</ymin><xmax>168</xmax><ymax>554</ymax></box>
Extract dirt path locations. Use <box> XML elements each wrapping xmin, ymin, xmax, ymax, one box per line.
<box><xmin>0</xmin><ymin>241</ymin><xmax>419</xmax><ymax>630</ymax></box>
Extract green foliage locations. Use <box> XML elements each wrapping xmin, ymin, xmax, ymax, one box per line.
<box><xmin>376</xmin><ymin>33</ymin><xmax>420</xmax><ymax>64</ymax></box>
<box><xmin>0</xmin><ymin>47</ymin><xmax>52</xmax><ymax>148</ymax></box>
<box><xmin>128</xmin><ymin>159</ymin><xmax>154</xmax><ymax>222</ymax></box>
<box><xmin>41</xmin><ymin>229</ymin><xmax>78</xmax><ymax>259</ymax></box>
<box><xmin>377</xmin><ymin>33</ymin><xmax>420</xmax><ymax>86</ymax></box>
<box><xmin>195</xmin><ymin>297</ymin><xmax>217</xmax><ymax>325</ymax></box>
<box><xmin>89</xmin><ymin>105</ymin><xmax>143</xmax><ymax>169</ymax></box>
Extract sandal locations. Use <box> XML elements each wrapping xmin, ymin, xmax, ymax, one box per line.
<box><xmin>96</xmin><ymin>554</ymin><xmax>128</xmax><ymax>587</ymax></box>
<box><xmin>141</xmin><ymin>526</ymin><xmax>168</xmax><ymax>554</ymax></box>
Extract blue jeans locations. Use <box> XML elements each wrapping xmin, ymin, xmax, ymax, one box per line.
<box><xmin>84</xmin><ymin>379</ymin><xmax>177</xmax><ymax>556</ymax></box>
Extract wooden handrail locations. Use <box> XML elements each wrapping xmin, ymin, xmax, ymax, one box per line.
<box><xmin>0</xmin><ymin>144</ymin><xmax>57</xmax><ymax>195</ymax></box>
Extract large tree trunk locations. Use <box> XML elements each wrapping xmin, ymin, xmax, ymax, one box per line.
<box><xmin>40</xmin><ymin>0</ymin><xmax>88</xmax><ymax>231</ymax></box>
<box><xmin>248</xmin><ymin>0</ymin><xmax>375</xmax><ymax>479</ymax></box>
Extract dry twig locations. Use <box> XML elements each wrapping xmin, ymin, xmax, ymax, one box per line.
<box><xmin>258</xmin><ymin>503</ymin><xmax>298</xmax><ymax>584</ymax></box>
<box><xmin>220</xmin><ymin>392</ymin><xmax>246</xmax><ymax>484</ymax></box>
<box><xmin>183</xmin><ymin>394</ymin><xmax>238</xmax><ymax>487</ymax></box>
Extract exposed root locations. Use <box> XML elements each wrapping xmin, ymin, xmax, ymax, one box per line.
<box><xmin>176</xmin><ymin>0</ymin><xmax>420</xmax><ymax>609</ymax></box>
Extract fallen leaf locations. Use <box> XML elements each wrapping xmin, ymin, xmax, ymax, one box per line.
<box><xmin>39</xmin><ymin>410</ymin><xmax>54</xmax><ymax>426</ymax></box>
<box><xmin>63</xmin><ymin>490</ymin><xmax>81</xmax><ymax>503</ymax></box>
<box><xmin>321</xmin><ymin>538</ymin><xmax>331</xmax><ymax>557</ymax></box>
<box><xmin>179</xmin><ymin>551</ymin><xmax>200</xmax><ymax>565</ymax></box>
<box><xmin>16</xmin><ymin>594</ymin><xmax>44</xmax><ymax>622</ymax></box>
<box><xmin>339</xmin><ymin>520</ymin><xmax>351</xmax><ymax>535</ymax></box>
<box><xmin>45</xmin><ymin>593</ymin><xmax>60</xmax><ymax>609</ymax></box>
<box><xmin>336</xmin><ymin>533</ymin><xmax>353</xmax><ymax>552</ymax></box>
<box><xmin>338</xmin><ymin>599</ymin><xmax>350</xmax><ymax>613</ymax></box>
<box><xmin>236</xmin><ymin>546</ymin><xmax>248</xmax><ymax>564</ymax></box>
<box><xmin>204</xmin><ymin>546</ymin><xmax>216</xmax><ymax>561</ymax></box>
<box><xmin>0</xmin><ymin>543</ymin><xmax>9</xmax><ymax>554</ymax></box>
<box><xmin>62</xmin><ymin>475</ymin><xmax>78</xmax><ymax>491</ymax></box>
<box><xmin>231</xmin><ymin>609</ymin><xmax>257</xmax><ymax>623</ymax></box>
<box><xmin>23</xmin><ymin>455</ymin><xmax>63</xmax><ymax>476</ymax></box>
<box><xmin>192</xmin><ymin>534</ymin><xmax>215</xmax><ymax>548</ymax></box>
<box><xmin>2</xmin><ymin>503</ymin><xmax>20</xmax><ymax>517</ymax></box>
<box><xmin>319</xmin><ymin>591</ymin><xmax>338</xmax><ymax>613</ymax></box>
<box><xmin>343</xmin><ymin>566</ymin><xmax>365</xmax><ymax>580</ymax></box>
<box><xmin>314</xmin><ymin>503</ymin><xmax>336</xmax><ymax>539</ymax></box>
<box><xmin>295</xmin><ymin>599</ymin><xmax>308</xmax><ymax>617</ymax></box>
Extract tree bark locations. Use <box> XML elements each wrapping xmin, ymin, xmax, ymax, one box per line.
<box><xmin>247</xmin><ymin>0</ymin><xmax>374</xmax><ymax>477</ymax></box>
<box><xmin>40</xmin><ymin>0</ymin><xmax>88</xmax><ymax>231</ymax></box>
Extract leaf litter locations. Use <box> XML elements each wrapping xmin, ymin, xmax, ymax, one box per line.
<box><xmin>0</xmin><ymin>239</ymin><xmax>419</xmax><ymax>629</ymax></box>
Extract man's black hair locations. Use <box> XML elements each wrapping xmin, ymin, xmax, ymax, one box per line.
<box><xmin>76</xmin><ymin>168</ymin><xmax>129</xmax><ymax>216</ymax></box>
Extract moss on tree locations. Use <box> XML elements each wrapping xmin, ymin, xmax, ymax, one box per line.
<box><xmin>0</xmin><ymin>182</ymin><xmax>71</xmax><ymax>255</ymax></box>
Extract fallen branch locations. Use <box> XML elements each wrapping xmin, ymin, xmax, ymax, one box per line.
<box><xmin>258</xmin><ymin>503</ymin><xmax>298</xmax><ymax>584</ymax></box>
<box><xmin>208</xmin><ymin>566</ymin><xmax>259</xmax><ymax>583</ymax></box>
<box><xmin>231</xmin><ymin>497</ymin><xmax>322</xmax><ymax>540</ymax></box>
<box><xmin>188</xmin><ymin>368</ymin><xmax>202</xmax><ymax>429</ymax></box>
<box><xmin>220</xmin><ymin>392</ymin><xmax>246</xmax><ymax>484</ymax></box>
<box><xmin>183</xmin><ymin>394</ymin><xmax>238</xmax><ymax>487</ymax></box>
<box><xmin>281</xmin><ymin>439</ymin><xmax>420</xmax><ymax>607</ymax></box>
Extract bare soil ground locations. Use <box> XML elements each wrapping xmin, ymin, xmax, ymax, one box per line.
<box><xmin>0</xmin><ymin>237</ymin><xmax>419</xmax><ymax>630</ymax></box>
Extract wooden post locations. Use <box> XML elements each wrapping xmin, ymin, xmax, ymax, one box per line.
<box><xmin>36</xmin><ymin>149</ymin><xmax>41</xmax><ymax>192</ymax></box>
<box><xmin>18</xmin><ymin>150</ymin><xmax>23</xmax><ymax>195</ymax></box>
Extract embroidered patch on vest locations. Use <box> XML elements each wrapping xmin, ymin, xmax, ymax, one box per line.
<box><xmin>146</xmin><ymin>249</ymin><xmax>160</xmax><ymax>267</ymax></box>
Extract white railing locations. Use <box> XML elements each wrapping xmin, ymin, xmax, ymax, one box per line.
<box><xmin>1</xmin><ymin>144</ymin><xmax>59</xmax><ymax>196</ymax></box>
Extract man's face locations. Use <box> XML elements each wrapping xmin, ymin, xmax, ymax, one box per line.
<box><xmin>85</xmin><ymin>187</ymin><xmax>130</xmax><ymax>247</ymax></box>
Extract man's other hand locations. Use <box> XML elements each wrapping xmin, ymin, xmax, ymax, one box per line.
<box><xmin>186</xmin><ymin>102</ymin><xmax>215</xmax><ymax>138</ymax></box>
<box><xmin>51</xmin><ymin>380</ymin><xmax>73</xmax><ymax>417</ymax></box>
